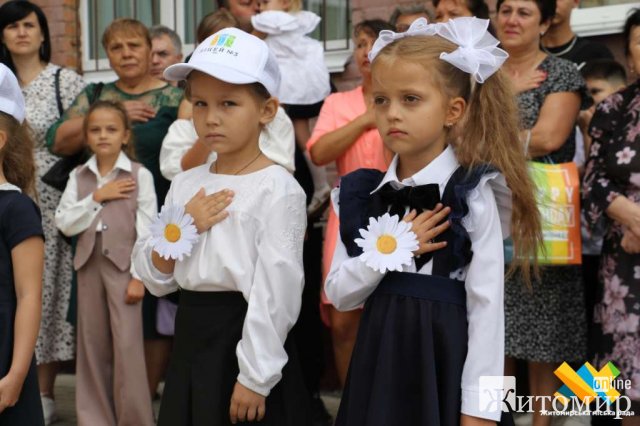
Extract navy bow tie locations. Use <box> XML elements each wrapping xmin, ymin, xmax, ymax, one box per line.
<box><xmin>376</xmin><ymin>182</ymin><xmax>441</xmax><ymax>219</ymax></box>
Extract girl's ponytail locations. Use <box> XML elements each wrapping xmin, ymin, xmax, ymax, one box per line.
<box><xmin>0</xmin><ymin>112</ymin><xmax>35</xmax><ymax>196</ymax></box>
<box><xmin>456</xmin><ymin>71</ymin><xmax>543</xmax><ymax>282</ymax></box>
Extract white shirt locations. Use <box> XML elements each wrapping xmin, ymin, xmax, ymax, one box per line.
<box><xmin>324</xmin><ymin>146</ymin><xmax>511</xmax><ymax>422</ymax></box>
<box><xmin>252</xmin><ymin>11</ymin><xmax>331</xmax><ymax>105</ymax></box>
<box><xmin>133</xmin><ymin>164</ymin><xmax>307</xmax><ymax>397</ymax></box>
<box><xmin>159</xmin><ymin>107</ymin><xmax>295</xmax><ymax>181</ymax></box>
<box><xmin>55</xmin><ymin>152</ymin><xmax>158</xmax><ymax>280</ymax></box>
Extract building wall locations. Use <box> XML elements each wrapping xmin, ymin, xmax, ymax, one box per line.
<box><xmin>0</xmin><ymin>0</ymin><xmax>82</xmax><ymax>70</ymax></box>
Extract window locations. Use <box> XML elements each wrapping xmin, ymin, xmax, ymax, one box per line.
<box><xmin>571</xmin><ymin>3</ymin><xmax>637</xmax><ymax>37</ymax></box>
<box><xmin>81</xmin><ymin>0</ymin><xmax>352</xmax><ymax>79</ymax></box>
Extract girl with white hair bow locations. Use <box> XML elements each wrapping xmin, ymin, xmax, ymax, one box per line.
<box><xmin>324</xmin><ymin>18</ymin><xmax>542</xmax><ymax>426</ymax></box>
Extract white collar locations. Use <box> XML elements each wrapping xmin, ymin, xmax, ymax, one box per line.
<box><xmin>371</xmin><ymin>145</ymin><xmax>460</xmax><ymax>194</ymax></box>
<box><xmin>84</xmin><ymin>151</ymin><xmax>132</xmax><ymax>177</ymax></box>
<box><xmin>0</xmin><ymin>182</ymin><xmax>21</xmax><ymax>192</ymax></box>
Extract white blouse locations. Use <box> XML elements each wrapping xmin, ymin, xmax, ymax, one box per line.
<box><xmin>252</xmin><ymin>10</ymin><xmax>331</xmax><ymax>105</ymax></box>
<box><xmin>133</xmin><ymin>163</ymin><xmax>307</xmax><ymax>396</ymax></box>
<box><xmin>325</xmin><ymin>146</ymin><xmax>511</xmax><ymax>422</ymax></box>
<box><xmin>55</xmin><ymin>152</ymin><xmax>157</xmax><ymax>280</ymax></box>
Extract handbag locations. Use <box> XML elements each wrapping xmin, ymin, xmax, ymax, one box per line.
<box><xmin>528</xmin><ymin>159</ymin><xmax>582</xmax><ymax>265</ymax></box>
<box><xmin>41</xmin><ymin>77</ymin><xmax>104</xmax><ymax>191</ymax></box>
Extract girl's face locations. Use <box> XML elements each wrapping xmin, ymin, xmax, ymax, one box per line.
<box><xmin>86</xmin><ymin>108</ymin><xmax>130</xmax><ymax>160</ymax></box>
<box><xmin>495</xmin><ymin>0</ymin><xmax>549</xmax><ymax>52</ymax></box>
<box><xmin>189</xmin><ymin>71</ymin><xmax>276</xmax><ymax>159</ymax></box>
<box><xmin>434</xmin><ymin>0</ymin><xmax>472</xmax><ymax>23</ymax></box>
<box><xmin>258</xmin><ymin>0</ymin><xmax>291</xmax><ymax>12</ymax></box>
<box><xmin>106</xmin><ymin>34</ymin><xmax>151</xmax><ymax>82</ymax></box>
<box><xmin>1</xmin><ymin>12</ymin><xmax>44</xmax><ymax>59</ymax></box>
<box><xmin>372</xmin><ymin>58</ymin><xmax>463</xmax><ymax>165</ymax></box>
<box><xmin>629</xmin><ymin>25</ymin><xmax>640</xmax><ymax>77</ymax></box>
<box><xmin>354</xmin><ymin>30</ymin><xmax>376</xmax><ymax>77</ymax></box>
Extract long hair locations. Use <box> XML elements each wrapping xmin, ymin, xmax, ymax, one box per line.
<box><xmin>0</xmin><ymin>1</ymin><xmax>52</xmax><ymax>76</ymax></box>
<box><xmin>83</xmin><ymin>100</ymin><xmax>137</xmax><ymax>160</ymax></box>
<box><xmin>0</xmin><ymin>111</ymin><xmax>35</xmax><ymax>195</ymax></box>
<box><xmin>373</xmin><ymin>35</ymin><xmax>543</xmax><ymax>283</ymax></box>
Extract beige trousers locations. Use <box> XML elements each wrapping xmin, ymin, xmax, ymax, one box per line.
<box><xmin>76</xmin><ymin>234</ymin><xmax>153</xmax><ymax>426</ymax></box>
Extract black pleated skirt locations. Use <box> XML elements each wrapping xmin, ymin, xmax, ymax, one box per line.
<box><xmin>336</xmin><ymin>272</ymin><xmax>514</xmax><ymax>426</ymax></box>
<box><xmin>157</xmin><ymin>290</ymin><xmax>310</xmax><ymax>426</ymax></box>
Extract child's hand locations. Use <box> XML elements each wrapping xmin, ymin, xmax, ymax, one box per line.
<box><xmin>124</xmin><ymin>278</ymin><xmax>145</xmax><ymax>304</ymax></box>
<box><xmin>185</xmin><ymin>188</ymin><xmax>234</xmax><ymax>234</ymax></box>
<box><xmin>0</xmin><ymin>373</ymin><xmax>23</xmax><ymax>414</ymax></box>
<box><xmin>229</xmin><ymin>381</ymin><xmax>266</xmax><ymax>423</ymax></box>
<box><xmin>93</xmin><ymin>179</ymin><xmax>136</xmax><ymax>203</ymax></box>
<box><xmin>403</xmin><ymin>204</ymin><xmax>451</xmax><ymax>256</ymax></box>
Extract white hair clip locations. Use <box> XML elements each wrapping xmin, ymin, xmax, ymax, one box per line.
<box><xmin>437</xmin><ymin>17</ymin><xmax>508</xmax><ymax>83</ymax></box>
<box><xmin>368</xmin><ymin>17</ymin><xmax>508</xmax><ymax>84</ymax></box>
<box><xmin>368</xmin><ymin>18</ymin><xmax>437</xmax><ymax>62</ymax></box>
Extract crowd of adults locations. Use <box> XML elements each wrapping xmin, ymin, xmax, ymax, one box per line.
<box><xmin>1</xmin><ymin>0</ymin><xmax>639</xmax><ymax>425</ymax></box>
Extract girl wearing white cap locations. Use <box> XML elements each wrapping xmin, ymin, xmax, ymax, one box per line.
<box><xmin>0</xmin><ymin>63</ymin><xmax>45</xmax><ymax>425</ymax></box>
<box><xmin>133</xmin><ymin>28</ymin><xmax>309</xmax><ymax>425</ymax></box>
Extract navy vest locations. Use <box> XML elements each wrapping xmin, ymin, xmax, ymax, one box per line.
<box><xmin>338</xmin><ymin>165</ymin><xmax>497</xmax><ymax>279</ymax></box>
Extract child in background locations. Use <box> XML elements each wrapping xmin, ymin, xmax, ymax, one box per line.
<box><xmin>55</xmin><ymin>100</ymin><xmax>156</xmax><ymax>426</ymax></box>
<box><xmin>0</xmin><ymin>63</ymin><xmax>45</xmax><ymax>426</ymax></box>
<box><xmin>325</xmin><ymin>18</ymin><xmax>541</xmax><ymax>425</ymax></box>
<box><xmin>134</xmin><ymin>28</ymin><xmax>309</xmax><ymax>425</ymax></box>
<box><xmin>252</xmin><ymin>0</ymin><xmax>332</xmax><ymax>215</ymax></box>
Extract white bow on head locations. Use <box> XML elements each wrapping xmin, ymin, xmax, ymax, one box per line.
<box><xmin>367</xmin><ymin>17</ymin><xmax>508</xmax><ymax>84</ymax></box>
<box><xmin>368</xmin><ymin>18</ymin><xmax>437</xmax><ymax>62</ymax></box>
<box><xmin>437</xmin><ymin>17</ymin><xmax>508</xmax><ymax>83</ymax></box>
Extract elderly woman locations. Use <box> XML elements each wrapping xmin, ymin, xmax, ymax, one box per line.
<box><xmin>582</xmin><ymin>10</ymin><xmax>640</xmax><ymax>423</ymax></box>
<box><xmin>495</xmin><ymin>0</ymin><xmax>590</xmax><ymax>423</ymax></box>
<box><xmin>388</xmin><ymin>3</ymin><xmax>432</xmax><ymax>32</ymax></box>
<box><xmin>45</xmin><ymin>17</ymin><xmax>182</xmax><ymax>408</ymax></box>
<box><xmin>0</xmin><ymin>2</ymin><xmax>85</xmax><ymax>423</ymax></box>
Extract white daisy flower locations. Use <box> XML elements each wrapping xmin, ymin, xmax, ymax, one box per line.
<box><xmin>354</xmin><ymin>213</ymin><xmax>419</xmax><ymax>273</ymax></box>
<box><xmin>149</xmin><ymin>205</ymin><xmax>199</xmax><ymax>261</ymax></box>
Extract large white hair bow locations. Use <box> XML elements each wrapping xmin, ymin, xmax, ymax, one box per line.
<box><xmin>368</xmin><ymin>18</ymin><xmax>437</xmax><ymax>62</ymax></box>
<box><xmin>368</xmin><ymin>17</ymin><xmax>508</xmax><ymax>84</ymax></box>
<box><xmin>437</xmin><ymin>17</ymin><xmax>508</xmax><ymax>83</ymax></box>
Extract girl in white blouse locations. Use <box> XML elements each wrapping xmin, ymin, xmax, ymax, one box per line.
<box><xmin>324</xmin><ymin>18</ymin><xmax>542</xmax><ymax>426</ymax></box>
<box><xmin>55</xmin><ymin>100</ymin><xmax>156</xmax><ymax>426</ymax></box>
<box><xmin>133</xmin><ymin>28</ymin><xmax>309</xmax><ymax>425</ymax></box>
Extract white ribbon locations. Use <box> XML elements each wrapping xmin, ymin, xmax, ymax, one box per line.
<box><xmin>368</xmin><ymin>18</ymin><xmax>438</xmax><ymax>63</ymax></box>
<box><xmin>437</xmin><ymin>17</ymin><xmax>508</xmax><ymax>83</ymax></box>
<box><xmin>368</xmin><ymin>17</ymin><xmax>508</xmax><ymax>84</ymax></box>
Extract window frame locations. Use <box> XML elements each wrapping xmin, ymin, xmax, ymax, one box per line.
<box><xmin>571</xmin><ymin>3</ymin><xmax>637</xmax><ymax>37</ymax></box>
<box><xmin>80</xmin><ymin>0</ymin><xmax>352</xmax><ymax>82</ymax></box>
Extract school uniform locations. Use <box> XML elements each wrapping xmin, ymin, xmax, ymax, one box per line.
<box><xmin>325</xmin><ymin>146</ymin><xmax>513</xmax><ymax>425</ymax></box>
<box><xmin>55</xmin><ymin>152</ymin><xmax>157</xmax><ymax>426</ymax></box>
<box><xmin>133</xmin><ymin>163</ymin><xmax>311</xmax><ymax>426</ymax></box>
<box><xmin>0</xmin><ymin>183</ymin><xmax>44</xmax><ymax>426</ymax></box>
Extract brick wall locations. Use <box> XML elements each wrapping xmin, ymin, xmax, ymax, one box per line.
<box><xmin>0</xmin><ymin>0</ymin><xmax>82</xmax><ymax>71</ymax></box>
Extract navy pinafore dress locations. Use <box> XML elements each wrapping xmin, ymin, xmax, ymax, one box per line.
<box><xmin>335</xmin><ymin>167</ymin><xmax>514</xmax><ymax>426</ymax></box>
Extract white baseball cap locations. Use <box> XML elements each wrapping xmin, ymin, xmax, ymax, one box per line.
<box><xmin>0</xmin><ymin>63</ymin><xmax>25</xmax><ymax>123</ymax></box>
<box><xmin>164</xmin><ymin>27</ymin><xmax>281</xmax><ymax>97</ymax></box>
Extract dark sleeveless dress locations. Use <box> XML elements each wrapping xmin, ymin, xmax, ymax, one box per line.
<box><xmin>335</xmin><ymin>167</ymin><xmax>514</xmax><ymax>426</ymax></box>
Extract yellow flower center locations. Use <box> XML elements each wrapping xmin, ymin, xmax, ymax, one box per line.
<box><xmin>164</xmin><ymin>224</ymin><xmax>181</xmax><ymax>243</ymax></box>
<box><xmin>376</xmin><ymin>234</ymin><xmax>397</xmax><ymax>254</ymax></box>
